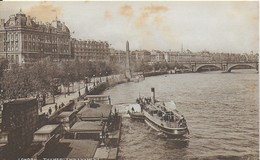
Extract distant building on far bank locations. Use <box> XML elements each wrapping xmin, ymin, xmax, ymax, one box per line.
<box><xmin>109</xmin><ymin>48</ymin><xmax>126</xmax><ymax>64</ymax></box>
<box><xmin>0</xmin><ymin>10</ymin><xmax>71</xmax><ymax>68</ymax></box>
<box><xmin>131</xmin><ymin>50</ymin><xmax>151</xmax><ymax>63</ymax></box>
<box><xmin>0</xmin><ymin>98</ymin><xmax>38</xmax><ymax>159</ymax></box>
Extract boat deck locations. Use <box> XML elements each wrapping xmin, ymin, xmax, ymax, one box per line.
<box><xmin>135</xmin><ymin>97</ymin><xmax>189</xmax><ymax>136</ymax></box>
<box><xmin>144</xmin><ymin>111</ymin><xmax>180</xmax><ymax>128</ymax></box>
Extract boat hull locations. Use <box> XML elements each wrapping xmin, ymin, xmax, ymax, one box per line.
<box><xmin>128</xmin><ymin>111</ymin><xmax>145</xmax><ymax>120</ymax></box>
<box><xmin>144</xmin><ymin>111</ymin><xmax>188</xmax><ymax>137</ymax></box>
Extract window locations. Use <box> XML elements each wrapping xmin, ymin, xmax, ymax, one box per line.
<box><xmin>16</xmin><ymin>55</ymin><xmax>19</xmax><ymax>63</ymax></box>
<box><xmin>11</xmin><ymin>55</ymin><xmax>14</xmax><ymax>63</ymax></box>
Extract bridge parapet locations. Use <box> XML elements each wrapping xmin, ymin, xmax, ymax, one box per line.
<box><xmin>175</xmin><ymin>61</ymin><xmax>258</xmax><ymax>72</ymax></box>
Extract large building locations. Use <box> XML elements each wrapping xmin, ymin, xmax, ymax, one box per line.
<box><xmin>131</xmin><ymin>50</ymin><xmax>151</xmax><ymax>63</ymax></box>
<box><xmin>0</xmin><ymin>10</ymin><xmax>71</xmax><ymax>67</ymax></box>
<box><xmin>71</xmin><ymin>38</ymin><xmax>110</xmax><ymax>62</ymax></box>
<box><xmin>154</xmin><ymin>51</ymin><xmax>212</xmax><ymax>63</ymax></box>
<box><xmin>109</xmin><ymin>48</ymin><xmax>126</xmax><ymax>63</ymax></box>
<box><xmin>150</xmin><ymin>50</ymin><xmax>165</xmax><ymax>63</ymax></box>
<box><xmin>0</xmin><ymin>98</ymin><xmax>38</xmax><ymax>159</ymax></box>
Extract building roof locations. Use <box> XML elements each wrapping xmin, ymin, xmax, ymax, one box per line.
<box><xmin>3</xmin><ymin>10</ymin><xmax>70</xmax><ymax>33</ymax></box>
<box><xmin>78</xmin><ymin>103</ymin><xmax>112</xmax><ymax>118</ymax></box>
<box><xmin>85</xmin><ymin>95</ymin><xmax>110</xmax><ymax>98</ymax></box>
<box><xmin>34</xmin><ymin>124</ymin><xmax>59</xmax><ymax>134</ymax></box>
<box><xmin>94</xmin><ymin>147</ymin><xmax>118</xmax><ymax>160</ymax></box>
<box><xmin>57</xmin><ymin>111</ymin><xmax>74</xmax><ymax>118</ymax></box>
<box><xmin>42</xmin><ymin>139</ymin><xmax>98</xmax><ymax>158</ymax></box>
<box><xmin>4</xmin><ymin>98</ymin><xmax>37</xmax><ymax>105</ymax></box>
<box><xmin>70</xmin><ymin>121</ymin><xmax>103</xmax><ymax>132</ymax></box>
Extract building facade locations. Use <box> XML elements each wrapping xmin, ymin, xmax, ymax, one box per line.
<box><xmin>0</xmin><ymin>10</ymin><xmax>71</xmax><ymax>67</ymax></box>
<box><xmin>71</xmin><ymin>38</ymin><xmax>110</xmax><ymax>62</ymax></box>
<box><xmin>109</xmin><ymin>48</ymin><xmax>126</xmax><ymax>64</ymax></box>
<box><xmin>131</xmin><ymin>50</ymin><xmax>151</xmax><ymax>63</ymax></box>
<box><xmin>150</xmin><ymin>50</ymin><xmax>165</xmax><ymax>63</ymax></box>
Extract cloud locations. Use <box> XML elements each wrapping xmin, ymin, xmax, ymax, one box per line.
<box><xmin>135</xmin><ymin>5</ymin><xmax>169</xmax><ymax>28</ymax></box>
<box><xmin>104</xmin><ymin>10</ymin><xmax>112</xmax><ymax>20</ymax></box>
<box><xmin>25</xmin><ymin>2</ymin><xmax>62</xmax><ymax>23</ymax></box>
<box><xmin>152</xmin><ymin>16</ymin><xmax>164</xmax><ymax>28</ymax></box>
<box><xmin>119</xmin><ymin>4</ymin><xmax>133</xmax><ymax>17</ymax></box>
<box><xmin>144</xmin><ymin>5</ymin><xmax>169</xmax><ymax>13</ymax></box>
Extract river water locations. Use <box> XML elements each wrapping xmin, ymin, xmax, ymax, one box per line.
<box><xmin>102</xmin><ymin>69</ymin><xmax>259</xmax><ymax>160</ymax></box>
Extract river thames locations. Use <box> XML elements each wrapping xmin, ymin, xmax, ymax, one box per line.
<box><xmin>102</xmin><ymin>69</ymin><xmax>258</xmax><ymax>160</ymax></box>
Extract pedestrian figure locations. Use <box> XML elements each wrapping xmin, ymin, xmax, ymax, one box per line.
<box><xmin>78</xmin><ymin>91</ymin><xmax>81</xmax><ymax>97</ymax></box>
<box><xmin>43</xmin><ymin>94</ymin><xmax>46</xmax><ymax>106</ymax></box>
<box><xmin>101</xmin><ymin>130</ymin><xmax>105</xmax><ymax>143</ymax></box>
<box><xmin>108</xmin><ymin>97</ymin><xmax>111</xmax><ymax>104</ymax></box>
<box><xmin>61</xmin><ymin>102</ymin><xmax>65</xmax><ymax>107</ymax></box>
<box><xmin>40</xmin><ymin>105</ymin><xmax>42</xmax><ymax>112</ymax></box>
<box><xmin>48</xmin><ymin>107</ymin><xmax>52</xmax><ymax>115</ymax></box>
<box><xmin>55</xmin><ymin>103</ymin><xmax>58</xmax><ymax>111</ymax></box>
<box><xmin>101</xmin><ymin>113</ymin><xmax>104</xmax><ymax>124</ymax></box>
<box><xmin>178</xmin><ymin>115</ymin><xmax>185</xmax><ymax>127</ymax></box>
<box><xmin>59</xmin><ymin>104</ymin><xmax>61</xmax><ymax>109</ymax></box>
<box><xmin>131</xmin><ymin>107</ymin><xmax>135</xmax><ymax>113</ymax></box>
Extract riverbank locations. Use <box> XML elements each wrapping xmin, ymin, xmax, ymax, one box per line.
<box><xmin>32</xmin><ymin>75</ymin><xmax>127</xmax><ymax>159</ymax></box>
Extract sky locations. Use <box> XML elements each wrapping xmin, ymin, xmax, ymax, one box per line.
<box><xmin>0</xmin><ymin>1</ymin><xmax>258</xmax><ymax>53</ymax></box>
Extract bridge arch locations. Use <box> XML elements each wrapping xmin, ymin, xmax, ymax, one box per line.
<box><xmin>196</xmin><ymin>64</ymin><xmax>221</xmax><ymax>72</ymax></box>
<box><xmin>227</xmin><ymin>64</ymin><xmax>258</xmax><ymax>72</ymax></box>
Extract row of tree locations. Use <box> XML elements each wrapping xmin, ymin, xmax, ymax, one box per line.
<box><xmin>131</xmin><ymin>61</ymin><xmax>188</xmax><ymax>72</ymax></box>
<box><xmin>0</xmin><ymin>58</ymin><xmax>122</xmax><ymax>100</ymax></box>
<box><xmin>0</xmin><ymin>57</ymin><xmax>185</xmax><ymax>100</ymax></box>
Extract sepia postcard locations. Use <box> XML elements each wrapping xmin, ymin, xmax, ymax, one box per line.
<box><xmin>0</xmin><ymin>1</ymin><xmax>258</xmax><ymax>160</ymax></box>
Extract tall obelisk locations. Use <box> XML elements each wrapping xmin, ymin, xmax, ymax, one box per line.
<box><xmin>125</xmin><ymin>41</ymin><xmax>131</xmax><ymax>79</ymax></box>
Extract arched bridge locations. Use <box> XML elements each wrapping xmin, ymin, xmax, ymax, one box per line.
<box><xmin>180</xmin><ymin>61</ymin><xmax>258</xmax><ymax>72</ymax></box>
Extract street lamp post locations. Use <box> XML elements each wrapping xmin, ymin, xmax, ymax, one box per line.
<box><xmin>106</xmin><ymin>71</ymin><xmax>108</xmax><ymax>82</ymax></box>
<box><xmin>93</xmin><ymin>74</ymin><xmax>95</xmax><ymax>86</ymax></box>
<box><xmin>67</xmin><ymin>73</ymin><xmax>70</xmax><ymax>95</ymax></box>
<box><xmin>51</xmin><ymin>79</ymin><xmax>55</xmax><ymax>104</ymax></box>
<box><xmin>85</xmin><ymin>77</ymin><xmax>89</xmax><ymax>95</ymax></box>
<box><xmin>78</xmin><ymin>73</ymin><xmax>81</xmax><ymax>92</ymax></box>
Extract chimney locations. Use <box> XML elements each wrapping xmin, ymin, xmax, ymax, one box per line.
<box><xmin>0</xmin><ymin>19</ymin><xmax>5</xmax><ymax>28</ymax></box>
<box><xmin>126</xmin><ymin>40</ymin><xmax>129</xmax><ymax>52</ymax></box>
<box><xmin>32</xmin><ymin>17</ymin><xmax>36</xmax><ymax>22</ymax></box>
<box><xmin>151</xmin><ymin>88</ymin><xmax>155</xmax><ymax>104</ymax></box>
<box><xmin>26</xmin><ymin>16</ymin><xmax>31</xmax><ymax>26</ymax></box>
<box><xmin>62</xmin><ymin>22</ymin><xmax>65</xmax><ymax>31</ymax></box>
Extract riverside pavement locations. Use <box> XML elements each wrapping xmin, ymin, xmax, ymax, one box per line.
<box><xmin>39</xmin><ymin>74</ymin><xmax>125</xmax><ymax>117</ymax></box>
<box><xmin>39</xmin><ymin>82</ymin><xmax>93</xmax><ymax>116</ymax></box>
